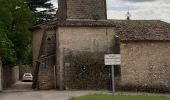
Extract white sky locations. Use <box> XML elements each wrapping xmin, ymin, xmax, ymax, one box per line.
<box><xmin>50</xmin><ymin>0</ymin><xmax>170</xmax><ymax>23</ymax></box>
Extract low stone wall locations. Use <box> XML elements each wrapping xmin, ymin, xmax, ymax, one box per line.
<box><xmin>2</xmin><ymin>66</ymin><xmax>19</xmax><ymax>89</ymax></box>
<box><xmin>120</xmin><ymin>41</ymin><xmax>170</xmax><ymax>93</ymax></box>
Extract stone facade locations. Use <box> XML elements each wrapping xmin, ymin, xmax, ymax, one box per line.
<box><xmin>58</xmin><ymin>0</ymin><xmax>107</xmax><ymax>20</ymax></box>
<box><xmin>57</xmin><ymin>27</ymin><xmax>115</xmax><ymax>52</ymax></box>
<box><xmin>38</xmin><ymin>56</ymin><xmax>55</xmax><ymax>90</ymax></box>
<box><xmin>56</xmin><ymin>27</ymin><xmax>116</xmax><ymax>89</ymax></box>
<box><xmin>32</xmin><ymin>29</ymin><xmax>56</xmax><ymax>90</ymax></box>
<box><xmin>120</xmin><ymin>41</ymin><xmax>170</xmax><ymax>92</ymax></box>
<box><xmin>32</xmin><ymin>29</ymin><xmax>44</xmax><ymax>70</ymax></box>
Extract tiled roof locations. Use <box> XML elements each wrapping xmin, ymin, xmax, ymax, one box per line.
<box><xmin>58</xmin><ymin>19</ymin><xmax>116</xmax><ymax>27</ymax></box>
<box><xmin>29</xmin><ymin>21</ymin><xmax>58</xmax><ymax>31</ymax></box>
<box><xmin>29</xmin><ymin>19</ymin><xmax>116</xmax><ymax>31</ymax></box>
<box><xmin>115</xmin><ymin>20</ymin><xmax>170</xmax><ymax>41</ymax></box>
<box><xmin>30</xmin><ymin>19</ymin><xmax>170</xmax><ymax>41</ymax></box>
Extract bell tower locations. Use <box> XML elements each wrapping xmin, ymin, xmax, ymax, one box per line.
<box><xmin>58</xmin><ymin>0</ymin><xmax>107</xmax><ymax>21</ymax></box>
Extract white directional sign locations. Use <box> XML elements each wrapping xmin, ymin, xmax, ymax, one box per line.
<box><xmin>104</xmin><ymin>54</ymin><xmax>121</xmax><ymax>65</ymax></box>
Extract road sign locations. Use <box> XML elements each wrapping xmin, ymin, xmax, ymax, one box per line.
<box><xmin>104</xmin><ymin>54</ymin><xmax>121</xmax><ymax>65</ymax></box>
<box><xmin>104</xmin><ymin>54</ymin><xmax>121</xmax><ymax>100</ymax></box>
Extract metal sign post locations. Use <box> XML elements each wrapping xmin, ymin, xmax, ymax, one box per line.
<box><xmin>111</xmin><ymin>65</ymin><xmax>115</xmax><ymax>100</ymax></box>
<box><xmin>0</xmin><ymin>58</ymin><xmax>2</xmax><ymax>91</ymax></box>
<box><xmin>104</xmin><ymin>54</ymin><xmax>121</xmax><ymax>100</ymax></box>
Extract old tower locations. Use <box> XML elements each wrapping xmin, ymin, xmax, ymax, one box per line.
<box><xmin>56</xmin><ymin>0</ymin><xmax>115</xmax><ymax>90</ymax></box>
<box><xmin>58</xmin><ymin>0</ymin><xmax>107</xmax><ymax>21</ymax></box>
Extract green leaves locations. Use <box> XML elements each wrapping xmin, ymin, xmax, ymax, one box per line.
<box><xmin>24</xmin><ymin>0</ymin><xmax>56</xmax><ymax>23</ymax></box>
<box><xmin>0</xmin><ymin>30</ymin><xmax>17</xmax><ymax>66</ymax></box>
<box><xmin>0</xmin><ymin>0</ymin><xmax>35</xmax><ymax>66</ymax></box>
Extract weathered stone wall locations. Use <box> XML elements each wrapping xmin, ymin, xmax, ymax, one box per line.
<box><xmin>57</xmin><ymin>27</ymin><xmax>115</xmax><ymax>89</ymax></box>
<box><xmin>64</xmin><ymin>51</ymin><xmax>111</xmax><ymax>89</ymax></box>
<box><xmin>32</xmin><ymin>29</ymin><xmax>44</xmax><ymax>70</ymax></box>
<box><xmin>2</xmin><ymin>66</ymin><xmax>19</xmax><ymax>89</ymax></box>
<box><xmin>65</xmin><ymin>0</ymin><xmax>106</xmax><ymax>20</ymax></box>
<box><xmin>58</xmin><ymin>27</ymin><xmax>115</xmax><ymax>52</ymax></box>
<box><xmin>120</xmin><ymin>41</ymin><xmax>170</xmax><ymax>92</ymax></box>
<box><xmin>38</xmin><ymin>56</ymin><xmax>55</xmax><ymax>90</ymax></box>
<box><xmin>34</xmin><ymin>30</ymin><xmax>56</xmax><ymax>90</ymax></box>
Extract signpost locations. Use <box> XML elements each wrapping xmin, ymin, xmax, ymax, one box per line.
<box><xmin>0</xmin><ymin>58</ymin><xmax>2</xmax><ymax>91</ymax></box>
<box><xmin>104</xmin><ymin>54</ymin><xmax>121</xmax><ymax>100</ymax></box>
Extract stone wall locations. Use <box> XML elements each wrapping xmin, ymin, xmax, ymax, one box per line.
<box><xmin>57</xmin><ymin>27</ymin><xmax>116</xmax><ymax>89</ymax></box>
<box><xmin>32</xmin><ymin>29</ymin><xmax>56</xmax><ymax>90</ymax></box>
<box><xmin>64</xmin><ymin>51</ymin><xmax>111</xmax><ymax>90</ymax></box>
<box><xmin>32</xmin><ymin>29</ymin><xmax>44</xmax><ymax>70</ymax></box>
<box><xmin>58</xmin><ymin>27</ymin><xmax>115</xmax><ymax>52</ymax></box>
<box><xmin>38</xmin><ymin>56</ymin><xmax>55</xmax><ymax>90</ymax></box>
<box><xmin>120</xmin><ymin>41</ymin><xmax>170</xmax><ymax>92</ymax></box>
<box><xmin>2</xmin><ymin>66</ymin><xmax>19</xmax><ymax>89</ymax></box>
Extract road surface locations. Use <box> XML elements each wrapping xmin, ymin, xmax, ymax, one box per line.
<box><xmin>1</xmin><ymin>81</ymin><xmax>169</xmax><ymax>100</ymax></box>
<box><xmin>0</xmin><ymin>81</ymin><xmax>105</xmax><ymax>100</ymax></box>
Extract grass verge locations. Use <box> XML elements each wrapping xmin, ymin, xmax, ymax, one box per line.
<box><xmin>71</xmin><ymin>94</ymin><xmax>170</xmax><ymax>100</ymax></box>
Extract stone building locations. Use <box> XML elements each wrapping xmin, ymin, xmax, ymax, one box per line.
<box><xmin>117</xmin><ymin>20</ymin><xmax>170</xmax><ymax>92</ymax></box>
<box><xmin>31</xmin><ymin>0</ymin><xmax>170</xmax><ymax>91</ymax></box>
<box><xmin>31</xmin><ymin>0</ymin><xmax>117</xmax><ymax>90</ymax></box>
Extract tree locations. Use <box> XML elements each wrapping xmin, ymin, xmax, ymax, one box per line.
<box><xmin>0</xmin><ymin>0</ymin><xmax>35</xmax><ymax>66</ymax></box>
<box><xmin>24</xmin><ymin>0</ymin><xmax>56</xmax><ymax>23</ymax></box>
<box><xmin>0</xmin><ymin>28</ymin><xmax>17</xmax><ymax>66</ymax></box>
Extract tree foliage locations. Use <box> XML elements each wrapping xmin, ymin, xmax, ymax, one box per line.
<box><xmin>0</xmin><ymin>0</ymin><xmax>35</xmax><ymax>66</ymax></box>
<box><xmin>24</xmin><ymin>0</ymin><xmax>56</xmax><ymax>23</ymax></box>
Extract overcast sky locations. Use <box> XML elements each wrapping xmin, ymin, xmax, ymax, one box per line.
<box><xmin>50</xmin><ymin>0</ymin><xmax>170</xmax><ymax>23</ymax></box>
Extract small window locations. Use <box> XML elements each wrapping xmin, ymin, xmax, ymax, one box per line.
<box><xmin>47</xmin><ymin>37</ymin><xmax>51</xmax><ymax>41</ymax></box>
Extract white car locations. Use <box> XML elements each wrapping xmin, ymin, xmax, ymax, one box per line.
<box><xmin>22</xmin><ymin>73</ymin><xmax>33</xmax><ymax>82</ymax></box>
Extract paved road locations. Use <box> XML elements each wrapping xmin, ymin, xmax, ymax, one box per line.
<box><xmin>0</xmin><ymin>81</ymin><xmax>106</xmax><ymax>100</ymax></box>
<box><xmin>3</xmin><ymin>81</ymin><xmax>33</xmax><ymax>92</ymax></box>
<box><xmin>0</xmin><ymin>90</ymin><xmax>104</xmax><ymax>100</ymax></box>
<box><xmin>1</xmin><ymin>82</ymin><xmax>170</xmax><ymax>100</ymax></box>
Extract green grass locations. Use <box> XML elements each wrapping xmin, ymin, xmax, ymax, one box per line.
<box><xmin>71</xmin><ymin>94</ymin><xmax>170</xmax><ymax>100</ymax></box>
